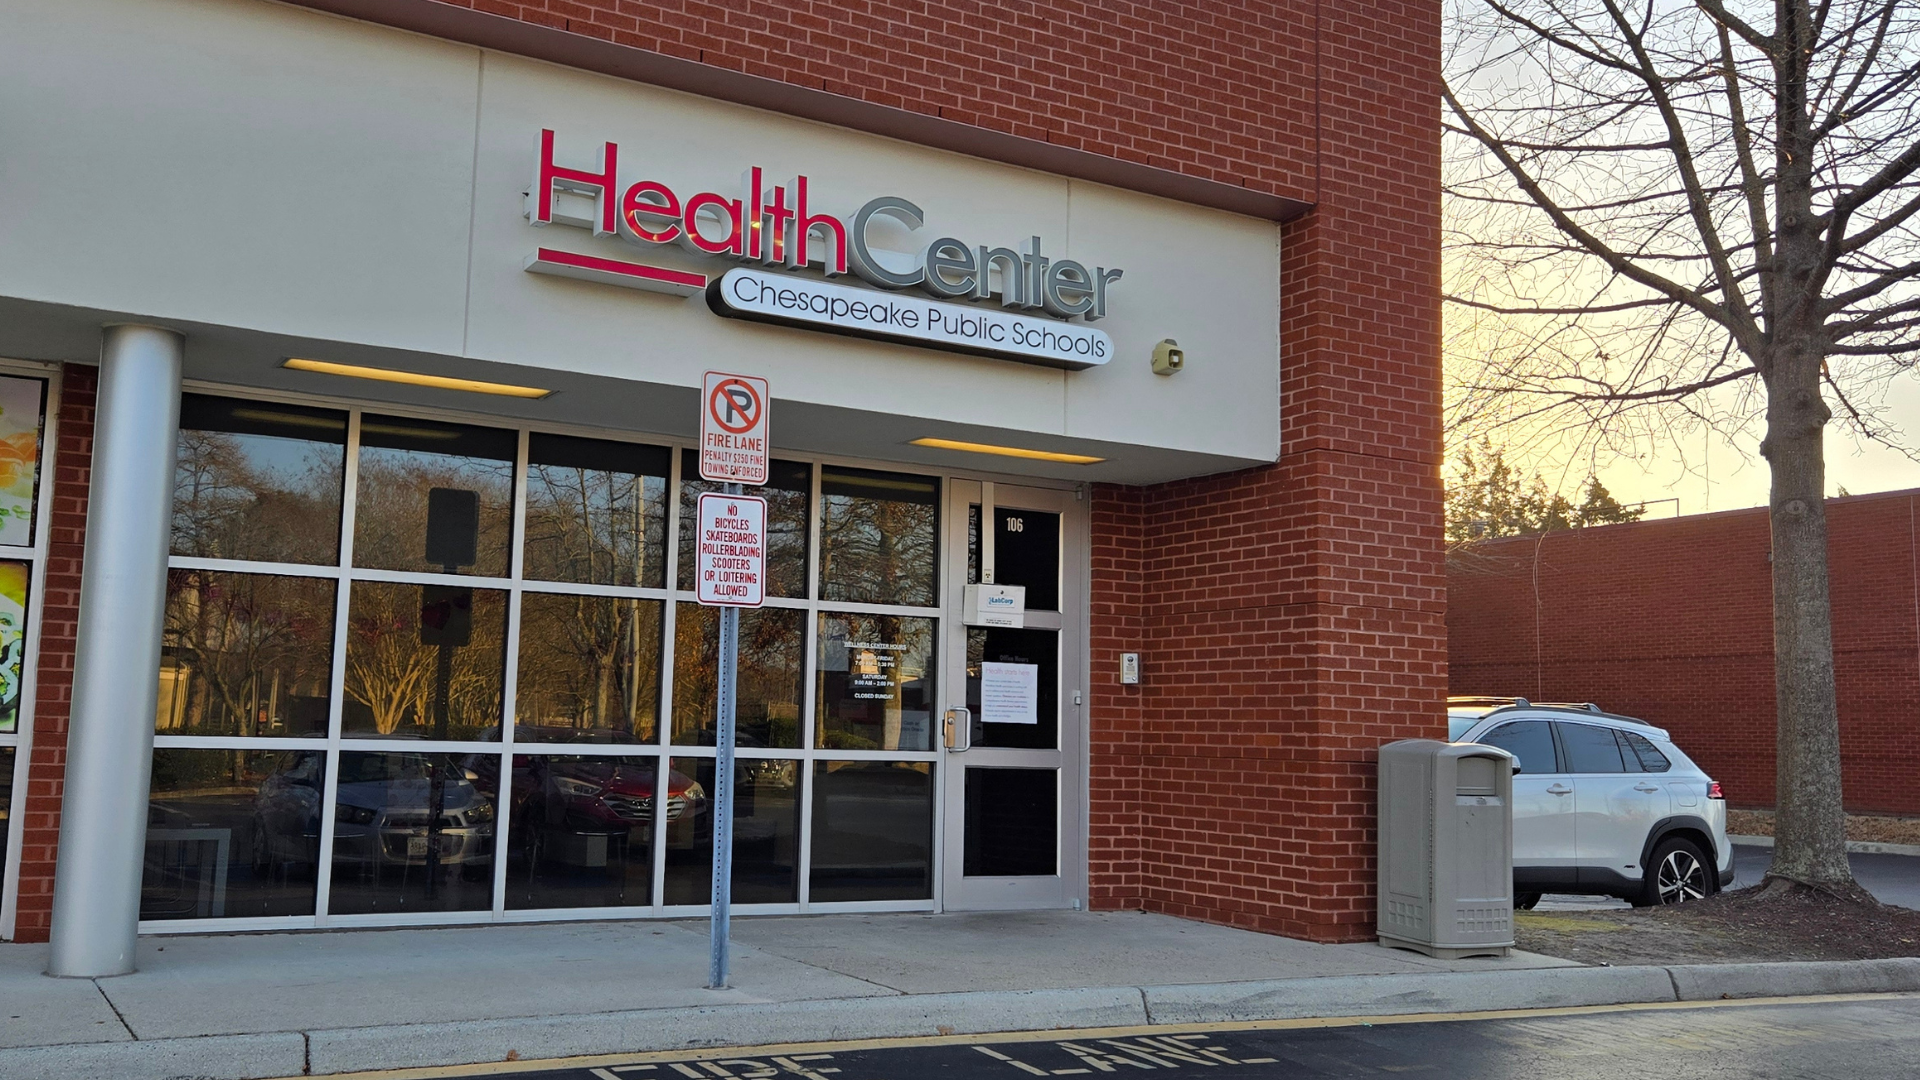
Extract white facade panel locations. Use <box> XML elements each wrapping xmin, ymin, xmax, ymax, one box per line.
<box><xmin>0</xmin><ymin>0</ymin><xmax>480</xmax><ymax>354</ymax></box>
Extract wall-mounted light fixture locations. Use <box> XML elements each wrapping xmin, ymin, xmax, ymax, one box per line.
<box><xmin>909</xmin><ymin>437</ymin><xmax>1104</xmax><ymax>465</ymax></box>
<box><xmin>282</xmin><ymin>358</ymin><xmax>552</xmax><ymax>399</ymax></box>
<box><xmin>1151</xmin><ymin>339</ymin><xmax>1184</xmax><ymax>376</ymax></box>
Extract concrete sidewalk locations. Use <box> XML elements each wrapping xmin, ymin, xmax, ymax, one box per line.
<box><xmin>1</xmin><ymin>911</ymin><xmax>1916</xmax><ymax>1080</ymax></box>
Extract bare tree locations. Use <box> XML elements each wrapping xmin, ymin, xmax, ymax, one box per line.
<box><xmin>1445</xmin><ymin>0</ymin><xmax>1920</xmax><ymax>891</ymax></box>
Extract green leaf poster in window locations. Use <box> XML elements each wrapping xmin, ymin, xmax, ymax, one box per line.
<box><xmin>0</xmin><ymin>376</ymin><xmax>45</xmax><ymax>547</ymax></box>
<box><xmin>0</xmin><ymin>560</ymin><xmax>27</xmax><ymax>733</ymax></box>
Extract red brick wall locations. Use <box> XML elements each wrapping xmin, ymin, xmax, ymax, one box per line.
<box><xmin>1447</xmin><ymin>491</ymin><xmax>1920</xmax><ymax>817</ymax></box>
<box><xmin>1088</xmin><ymin>0</ymin><xmax>1448</xmax><ymax>942</ymax></box>
<box><xmin>12</xmin><ymin>364</ymin><xmax>93</xmax><ymax>942</ymax></box>
<box><xmin>440</xmin><ymin>0</ymin><xmax>1318</xmax><ymax>198</ymax></box>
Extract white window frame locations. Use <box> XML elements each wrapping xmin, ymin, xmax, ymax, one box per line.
<box><xmin>0</xmin><ymin>360</ymin><xmax>61</xmax><ymax>941</ymax></box>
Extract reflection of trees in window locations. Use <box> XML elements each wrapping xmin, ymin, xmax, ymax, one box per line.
<box><xmin>343</xmin><ymin>582</ymin><xmax>505</xmax><ymax>739</ymax></box>
<box><xmin>157</xmin><ymin>571</ymin><xmax>336</xmax><ymax>737</ymax></box>
<box><xmin>678</xmin><ymin>453</ymin><xmax>809</xmax><ymax>597</ymax></box>
<box><xmin>516</xmin><ymin>595</ymin><xmax>661</xmax><ymax>742</ymax></box>
<box><xmin>818</xmin><ymin>468</ymin><xmax>938</xmax><ymax>607</ymax></box>
<box><xmin>171</xmin><ymin>397</ymin><xmax>346</xmax><ymax>565</ymax></box>
<box><xmin>671</xmin><ymin>604</ymin><xmax>803</xmax><ymax>748</ymax></box>
<box><xmin>353</xmin><ymin>419</ymin><xmax>514</xmax><ymax>577</ymax></box>
<box><xmin>525</xmin><ymin>436</ymin><xmax>668</xmax><ymax>588</ymax></box>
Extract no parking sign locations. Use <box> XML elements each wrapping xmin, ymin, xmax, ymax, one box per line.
<box><xmin>699</xmin><ymin>371</ymin><xmax>768</xmax><ymax>484</ymax></box>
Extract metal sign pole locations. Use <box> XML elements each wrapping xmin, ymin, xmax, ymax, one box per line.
<box><xmin>708</xmin><ymin>481</ymin><xmax>742</xmax><ymax>990</ymax></box>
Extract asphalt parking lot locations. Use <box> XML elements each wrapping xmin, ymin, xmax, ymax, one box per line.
<box><xmin>355</xmin><ymin>994</ymin><xmax>1920</xmax><ymax>1080</ymax></box>
<box><xmin>1539</xmin><ymin>845</ymin><xmax>1920</xmax><ymax>911</ymax></box>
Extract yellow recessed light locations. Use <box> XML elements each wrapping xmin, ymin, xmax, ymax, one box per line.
<box><xmin>909</xmin><ymin>437</ymin><xmax>1104</xmax><ymax>465</ymax></box>
<box><xmin>283</xmin><ymin>358</ymin><xmax>552</xmax><ymax>399</ymax></box>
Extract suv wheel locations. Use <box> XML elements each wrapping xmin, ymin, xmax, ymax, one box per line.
<box><xmin>1514</xmin><ymin>892</ymin><xmax>1541</xmax><ymax>910</ymax></box>
<box><xmin>1638</xmin><ymin>837</ymin><xmax>1711</xmax><ymax>907</ymax></box>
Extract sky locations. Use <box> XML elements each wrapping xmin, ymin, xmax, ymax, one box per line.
<box><xmin>1582</xmin><ymin>374</ymin><xmax>1920</xmax><ymax>518</ymax></box>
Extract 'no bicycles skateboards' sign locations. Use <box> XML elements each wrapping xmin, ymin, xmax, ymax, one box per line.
<box><xmin>695</xmin><ymin>492</ymin><xmax>766</xmax><ymax>607</ymax></box>
<box><xmin>699</xmin><ymin>371</ymin><xmax>768</xmax><ymax>484</ymax></box>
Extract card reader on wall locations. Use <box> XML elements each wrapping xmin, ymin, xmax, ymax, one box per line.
<box><xmin>962</xmin><ymin>584</ymin><xmax>1026</xmax><ymax>628</ymax></box>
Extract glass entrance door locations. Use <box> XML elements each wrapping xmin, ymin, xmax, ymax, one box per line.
<box><xmin>939</xmin><ymin>481</ymin><xmax>1083</xmax><ymax>910</ymax></box>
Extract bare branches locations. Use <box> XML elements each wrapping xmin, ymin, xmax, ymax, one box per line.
<box><xmin>1444</xmin><ymin>0</ymin><xmax>1920</xmax><ymax>471</ymax></box>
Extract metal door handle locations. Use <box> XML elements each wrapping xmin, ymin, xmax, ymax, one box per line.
<box><xmin>944</xmin><ymin>707</ymin><xmax>972</xmax><ymax>752</ymax></box>
<box><xmin>1635</xmin><ymin>784</ymin><xmax>1660</xmax><ymax>793</ymax></box>
<box><xmin>1546</xmin><ymin>784</ymin><xmax>1573</xmax><ymax>795</ymax></box>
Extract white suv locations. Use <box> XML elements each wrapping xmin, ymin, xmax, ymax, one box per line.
<box><xmin>1448</xmin><ymin>698</ymin><xmax>1733</xmax><ymax>908</ymax></box>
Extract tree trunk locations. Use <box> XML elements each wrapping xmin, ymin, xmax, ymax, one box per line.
<box><xmin>1759</xmin><ymin>368</ymin><xmax>1852</xmax><ymax>886</ymax></box>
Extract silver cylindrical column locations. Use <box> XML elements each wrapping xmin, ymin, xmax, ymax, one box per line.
<box><xmin>48</xmin><ymin>325</ymin><xmax>183</xmax><ymax>978</ymax></box>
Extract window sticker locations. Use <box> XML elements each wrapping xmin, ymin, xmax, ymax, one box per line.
<box><xmin>0</xmin><ymin>559</ymin><xmax>29</xmax><ymax>734</ymax></box>
<box><xmin>0</xmin><ymin>376</ymin><xmax>46</xmax><ymax>548</ymax></box>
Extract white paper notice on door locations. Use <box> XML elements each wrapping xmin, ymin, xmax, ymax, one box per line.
<box><xmin>980</xmin><ymin>661</ymin><xmax>1039</xmax><ymax>724</ymax></box>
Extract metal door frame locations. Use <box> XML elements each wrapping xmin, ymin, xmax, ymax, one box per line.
<box><xmin>937</xmin><ymin>479</ymin><xmax>1087</xmax><ymax>911</ymax></box>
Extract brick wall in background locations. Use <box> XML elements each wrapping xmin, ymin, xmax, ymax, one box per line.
<box><xmin>13</xmin><ymin>364</ymin><xmax>94</xmax><ymax>943</ymax></box>
<box><xmin>1447</xmin><ymin>490</ymin><xmax>1920</xmax><ymax>817</ymax></box>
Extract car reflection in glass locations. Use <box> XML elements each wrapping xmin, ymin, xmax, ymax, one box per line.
<box><xmin>512</xmin><ymin>757</ymin><xmax>707</xmax><ymax>865</ymax></box>
<box><xmin>325</xmin><ymin>754</ymin><xmax>495</xmax><ymax>877</ymax></box>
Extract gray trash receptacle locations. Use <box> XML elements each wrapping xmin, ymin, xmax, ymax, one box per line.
<box><xmin>1377</xmin><ymin>738</ymin><xmax>1515</xmax><ymax>958</ymax></box>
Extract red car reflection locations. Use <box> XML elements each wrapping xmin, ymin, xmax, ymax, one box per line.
<box><xmin>463</xmin><ymin>755</ymin><xmax>709</xmax><ymax>868</ymax></box>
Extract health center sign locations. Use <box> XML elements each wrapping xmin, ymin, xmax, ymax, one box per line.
<box><xmin>522</xmin><ymin>129</ymin><xmax>1119</xmax><ymax>371</ymax></box>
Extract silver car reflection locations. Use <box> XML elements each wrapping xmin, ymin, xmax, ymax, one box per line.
<box><xmin>328</xmin><ymin>754</ymin><xmax>495</xmax><ymax>874</ymax></box>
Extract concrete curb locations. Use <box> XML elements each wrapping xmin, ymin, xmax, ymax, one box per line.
<box><xmin>1667</xmin><ymin>957</ymin><xmax>1920</xmax><ymax>1001</ymax></box>
<box><xmin>9</xmin><ymin>960</ymin><xmax>1920</xmax><ymax>1079</ymax></box>
<box><xmin>1142</xmin><ymin>965</ymin><xmax>1676</xmax><ymax>1023</ymax></box>
<box><xmin>1730</xmin><ymin>835</ymin><xmax>1920</xmax><ymax>858</ymax></box>
<box><xmin>304</xmin><ymin>987</ymin><xmax>1149</xmax><ymax>1075</ymax></box>
<box><xmin>0</xmin><ymin>1033</ymin><xmax>307</xmax><ymax>1080</ymax></box>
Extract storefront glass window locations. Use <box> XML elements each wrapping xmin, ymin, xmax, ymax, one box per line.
<box><xmin>810</xmin><ymin>760</ymin><xmax>933</xmax><ymax>901</ymax></box>
<box><xmin>143</xmin><ymin>391</ymin><xmax>1011</xmax><ymax>926</ymax></box>
<box><xmin>819</xmin><ymin>467</ymin><xmax>938</xmax><ymax>607</ymax></box>
<box><xmin>515</xmin><ymin>594</ymin><xmax>662</xmax><ymax>743</ymax></box>
<box><xmin>353</xmin><ymin>416</ymin><xmax>515</xmax><ymax>577</ymax></box>
<box><xmin>967</xmin><ymin>627</ymin><xmax>1059</xmax><ymax>750</ymax></box>
<box><xmin>815</xmin><ymin>613</ymin><xmax>936</xmax><ymax>752</ymax></box>
<box><xmin>0</xmin><ymin>376</ymin><xmax>46</xmax><ymax>549</ymax></box>
<box><xmin>503</xmin><ymin>754</ymin><xmax>660</xmax><ymax>910</ymax></box>
<box><xmin>963</xmin><ymin>767</ymin><xmax>1057</xmax><ymax>877</ymax></box>
<box><xmin>342</xmin><ymin>582</ymin><xmax>507</xmax><ymax>740</ymax></box>
<box><xmin>0</xmin><ymin>747</ymin><xmax>14</xmax><ymax>879</ymax></box>
<box><xmin>326</xmin><ymin>751</ymin><xmax>496</xmax><ymax>915</ymax></box>
<box><xmin>671</xmin><ymin>603</ymin><xmax>803</xmax><ymax>748</ymax></box>
<box><xmin>172</xmin><ymin>395</ymin><xmax>347</xmax><ymax>565</ymax></box>
<box><xmin>156</xmin><ymin>570</ymin><xmax>335</xmax><ymax>738</ymax></box>
<box><xmin>141</xmin><ymin>748</ymin><xmax>324</xmax><ymax>920</ymax></box>
<box><xmin>678</xmin><ymin>452</ymin><xmax>810</xmax><ymax>598</ymax></box>
<box><xmin>664</xmin><ymin>756</ymin><xmax>798</xmax><ymax>905</ymax></box>
<box><xmin>524</xmin><ymin>434</ymin><xmax>669</xmax><ymax>588</ymax></box>
<box><xmin>0</xmin><ymin>560</ymin><xmax>30</xmax><ymax>735</ymax></box>
<box><xmin>968</xmin><ymin>505</ymin><xmax>1060</xmax><ymax>611</ymax></box>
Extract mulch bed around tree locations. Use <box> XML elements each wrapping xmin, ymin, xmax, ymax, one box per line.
<box><xmin>1516</xmin><ymin>882</ymin><xmax>1920</xmax><ymax>966</ymax></box>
